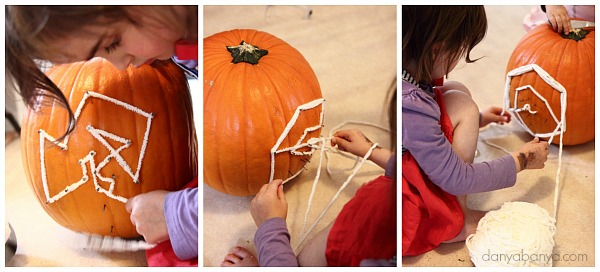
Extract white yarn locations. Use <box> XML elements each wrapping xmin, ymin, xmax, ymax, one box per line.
<box><xmin>503</xmin><ymin>64</ymin><xmax>567</xmax><ymax>141</ymax></box>
<box><xmin>267</xmin><ymin>98</ymin><xmax>391</xmax><ymax>253</ymax></box>
<box><xmin>467</xmin><ymin>64</ymin><xmax>566</xmax><ymax>266</ymax></box>
<box><xmin>37</xmin><ymin>90</ymin><xmax>158</xmax><ymax>251</ymax></box>
<box><xmin>502</xmin><ymin>63</ymin><xmax>566</xmax><ymax>219</ymax></box>
<box><xmin>82</xmin><ymin>233</ymin><xmax>156</xmax><ymax>252</ymax></box>
<box><xmin>38</xmin><ymin>91</ymin><xmax>153</xmax><ymax>204</ymax></box>
<box><xmin>465</xmin><ymin>202</ymin><xmax>556</xmax><ymax>267</ymax></box>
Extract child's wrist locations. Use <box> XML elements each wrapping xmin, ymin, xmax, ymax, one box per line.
<box><xmin>512</xmin><ymin>152</ymin><xmax>527</xmax><ymax>172</ymax></box>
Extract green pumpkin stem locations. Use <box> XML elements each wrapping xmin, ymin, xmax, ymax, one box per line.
<box><xmin>226</xmin><ymin>41</ymin><xmax>268</xmax><ymax>65</ymax></box>
<box><xmin>560</xmin><ymin>28</ymin><xmax>590</xmax><ymax>42</ymax></box>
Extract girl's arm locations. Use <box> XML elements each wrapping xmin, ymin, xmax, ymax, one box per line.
<box><xmin>163</xmin><ymin>188</ymin><xmax>198</xmax><ymax>260</ymax></box>
<box><xmin>402</xmin><ymin>88</ymin><xmax>548</xmax><ymax>195</ymax></box>
<box><xmin>251</xmin><ymin>179</ymin><xmax>298</xmax><ymax>266</ymax></box>
<box><xmin>402</xmin><ymin>88</ymin><xmax>516</xmax><ymax>195</ymax></box>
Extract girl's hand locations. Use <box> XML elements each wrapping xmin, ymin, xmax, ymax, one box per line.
<box><xmin>250</xmin><ymin>179</ymin><xmax>287</xmax><ymax>227</ymax></box>
<box><xmin>546</xmin><ymin>5</ymin><xmax>572</xmax><ymax>35</ymax></box>
<box><xmin>331</xmin><ymin>129</ymin><xmax>374</xmax><ymax>158</ymax></box>
<box><xmin>125</xmin><ymin>190</ymin><xmax>169</xmax><ymax>244</ymax></box>
<box><xmin>513</xmin><ymin>137</ymin><xmax>549</xmax><ymax>171</ymax></box>
<box><xmin>480</xmin><ymin>106</ymin><xmax>511</xmax><ymax>127</ymax></box>
<box><xmin>332</xmin><ymin>129</ymin><xmax>393</xmax><ymax>169</ymax></box>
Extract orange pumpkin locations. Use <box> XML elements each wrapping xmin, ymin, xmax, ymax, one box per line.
<box><xmin>21</xmin><ymin>58</ymin><xmax>197</xmax><ymax>237</ymax></box>
<box><xmin>505</xmin><ymin>24</ymin><xmax>595</xmax><ymax>145</ymax></box>
<box><xmin>204</xmin><ymin>29</ymin><xmax>323</xmax><ymax>196</ymax></box>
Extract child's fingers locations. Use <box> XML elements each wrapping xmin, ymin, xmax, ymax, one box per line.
<box><xmin>332</xmin><ymin>130</ymin><xmax>349</xmax><ymax>138</ymax></box>
<box><xmin>330</xmin><ymin>137</ymin><xmax>338</xmax><ymax>147</ymax></box>
<box><xmin>277</xmin><ymin>183</ymin><xmax>285</xmax><ymax>201</ymax></box>
<box><xmin>333</xmin><ymin>136</ymin><xmax>350</xmax><ymax>150</ymax></box>
<box><xmin>267</xmin><ymin>179</ymin><xmax>283</xmax><ymax>194</ymax></box>
<box><xmin>125</xmin><ymin>197</ymin><xmax>134</xmax><ymax>213</ymax></box>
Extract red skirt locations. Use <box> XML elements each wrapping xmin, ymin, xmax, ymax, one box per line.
<box><xmin>325</xmin><ymin>175</ymin><xmax>397</xmax><ymax>266</ymax></box>
<box><xmin>401</xmin><ymin>88</ymin><xmax>464</xmax><ymax>256</ymax></box>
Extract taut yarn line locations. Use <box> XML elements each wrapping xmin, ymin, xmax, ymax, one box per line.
<box><xmin>467</xmin><ymin>64</ymin><xmax>566</xmax><ymax>266</ymax></box>
<box><xmin>267</xmin><ymin>98</ymin><xmax>391</xmax><ymax>253</ymax></box>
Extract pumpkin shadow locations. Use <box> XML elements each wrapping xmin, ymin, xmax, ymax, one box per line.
<box><xmin>6</xmin><ymin>255</ymin><xmax>62</xmax><ymax>267</ymax></box>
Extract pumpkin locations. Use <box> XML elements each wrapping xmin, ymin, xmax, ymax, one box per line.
<box><xmin>505</xmin><ymin>24</ymin><xmax>595</xmax><ymax>145</ymax></box>
<box><xmin>204</xmin><ymin>29</ymin><xmax>323</xmax><ymax>196</ymax></box>
<box><xmin>20</xmin><ymin>58</ymin><xmax>197</xmax><ymax>237</ymax></box>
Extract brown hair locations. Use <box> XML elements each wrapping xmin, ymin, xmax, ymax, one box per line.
<box><xmin>6</xmin><ymin>6</ymin><xmax>134</xmax><ymax>138</ymax></box>
<box><xmin>402</xmin><ymin>6</ymin><xmax>487</xmax><ymax>84</ymax></box>
<box><xmin>5</xmin><ymin>6</ymin><xmax>191</xmax><ymax>139</ymax></box>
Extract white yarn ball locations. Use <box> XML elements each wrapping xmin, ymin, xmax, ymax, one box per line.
<box><xmin>465</xmin><ymin>201</ymin><xmax>556</xmax><ymax>267</ymax></box>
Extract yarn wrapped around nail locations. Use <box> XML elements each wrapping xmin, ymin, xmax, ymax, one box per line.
<box><xmin>465</xmin><ymin>202</ymin><xmax>556</xmax><ymax>267</ymax></box>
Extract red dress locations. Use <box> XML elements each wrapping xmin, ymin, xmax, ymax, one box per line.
<box><xmin>402</xmin><ymin>88</ymin><xmax>464</xmax><ymax>256</ymax></box>
<box><xmin>325</xmin><ymin>175</ymin><xmax>397</xmax><ymax>266</ymax></box>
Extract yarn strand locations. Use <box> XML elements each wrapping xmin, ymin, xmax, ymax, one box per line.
<box><xmin>467</xmin><ymin>63</ymin><xmax>567</xmax><ymax>266</ymax></box>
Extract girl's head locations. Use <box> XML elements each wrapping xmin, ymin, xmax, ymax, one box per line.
<box><xmin>6</xmin><ymin>5</ymin><xmax>196</xmax><ymax>137</ymax></box>
<box><xmin>402</xmin><ymin>6</ymin><xmax>487</xmax><ymax>84</ymax></box>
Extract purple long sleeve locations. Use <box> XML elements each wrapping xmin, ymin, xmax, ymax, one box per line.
<box><xmin>254</xmin><ymin>217</ymin><xmax>298</xmax><ymax>267</ymax></box>
<box><xmin>164</xmin><ymin>187</ymin><xmax>198</xmax><ymax>260</ymax></box>
<box><xmin>402</xmin><ymin>81</ymin><xmax>517</xmax><ymax>195</ymax></box>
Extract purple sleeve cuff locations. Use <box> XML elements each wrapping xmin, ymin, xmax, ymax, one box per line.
<box><xmin>164</xmin><ymin>187</ymin><xmax>198</xmax><ymax>260</ymax></box>
<box><xmin>254</xmin><ymin>217</ymin><xmax>298</xmax><ymax>267</ymax></box>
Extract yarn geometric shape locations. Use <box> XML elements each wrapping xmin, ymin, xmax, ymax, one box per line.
<box><xmin>38</xmin><ymin>91</ymin><xmax>153</xmax><ymax>204</ymax></box>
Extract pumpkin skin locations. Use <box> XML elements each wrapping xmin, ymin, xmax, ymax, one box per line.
<box><xmin>20</xmin><ymin>58</ymin><xmax>197</xmax><ymax>237</ymax></box>
<box><xmin>204</xmin><ymin>29</ymin><xmax>323</xmax><ymax>196</ymax></box>
<box><xmin>506</xmin><ymin>24</ymin><xmax>594</xmax><ymax>145</ymax></box>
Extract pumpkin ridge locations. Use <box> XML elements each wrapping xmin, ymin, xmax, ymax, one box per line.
<box><xmin>55</xmin><ymin>61</ymin><xmax>88</xmax><ymax>233</ymax></box>
<box><xmin>220</xmin><ymin>65</ymin><xmax>248</xmax><ymax>195</ymax></box>
<box><xmin>256</xmin><ymin>62</ymin><xmax>291</xmax><ymax>185</ymax></box>
<box><xmin>243</xmin><ymin>65</ymin><xmax>256</xmax><ymax>195</ymax></box>
<box><xmin>203</xmin><ymin>65</ymin><xmax>231</xmax><ymax>193</ymax></box>
<box><xmin>212</xmin><ymin>64</ymin><xmax>236</xmax><ymax>194</ymax></box>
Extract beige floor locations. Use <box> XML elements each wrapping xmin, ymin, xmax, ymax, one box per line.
<box><xmin>402</xmin><ymin>5</ymin><xmax>595</xmax><ymax>267</ymax></box>
<box><xmin>203</xmin><ymin>5</ymin><xmax>397</xmax><ymax>266</ymax></box>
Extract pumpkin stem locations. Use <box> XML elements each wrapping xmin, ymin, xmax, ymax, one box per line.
<box><xmin>560</xmin><ymin>28</ymin><xmax>590</xmax><ymax>42</ymax></box>
<box><xmin>226</xmin><ymin>41</ymin><xmax>268</xmax><ymax>65</ymax></box>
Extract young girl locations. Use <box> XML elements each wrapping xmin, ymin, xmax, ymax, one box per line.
<box><xmin>5</xmin><ymin>6</ymin><xmax>198</xmax><ymax>265</ymax></box>
<box><xmin>402</xmin><ymin>6</ymin><xmax>549</xmax><ymax>256</ymax></box>
<box><xmin>222</xmin><ymin>82</ymin><xmax>398</xmax><ymax>267</ymax></box>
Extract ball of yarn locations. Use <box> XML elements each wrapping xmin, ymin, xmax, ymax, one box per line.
<box><xmin>465</xmin><ymin>201</ymin><xmax>556</xmax><ymax>267</ymax></box>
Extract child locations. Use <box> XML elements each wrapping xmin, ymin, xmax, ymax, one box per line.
<box><xmin>222</xmin><ymin>82</ymin><xmax>398</xmax><ymax>267</ymax></box>
<box><xmin>523</xmin><ymin>5</ymin><xmax>595</xmax><ymax>33</ymax></box>
<box><xmin>402</xmin><ymin>6</ymin><xmax>549</xmax><ymax>256</ymax></box>
<box><xmin>5</xmin><ymin>6</ymin><xmax>199</xmax><ymax>264</ymax></box>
